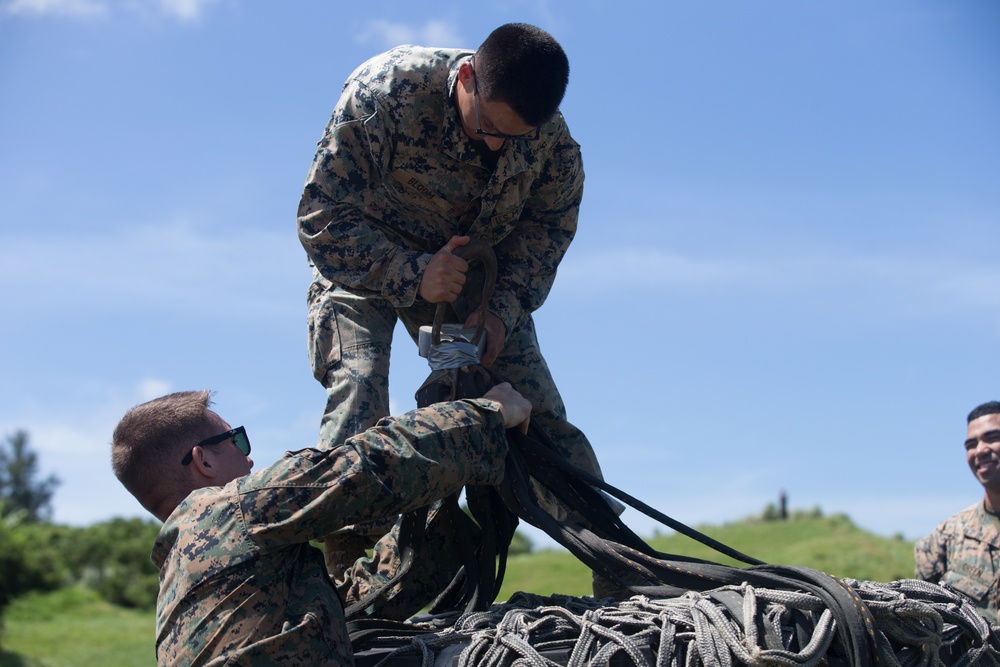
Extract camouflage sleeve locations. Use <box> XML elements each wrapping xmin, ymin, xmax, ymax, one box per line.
<box><xmin>240</xmin><ymin>398</ymin><xmax>508</xmax><ymax>549</ymax></box>
<box><xmin>489</xmin><ymin>126</ymin><xmax>583</xmax><ymax>336</ymax></box>
<box><xmin>914</xmin><ymin>524</ymin><xmax>948</xmax><ymax>583</ymax></box>
<box><xmin>297</xmin><ymin>79</ymin><xmax>431</xmax><ymax>307</ymax></box>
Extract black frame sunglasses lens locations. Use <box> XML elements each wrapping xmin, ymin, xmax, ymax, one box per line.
<box><xmin>181</xmin><ymin>426</ymin><xmax>250</xmax><ymax>465</ymax></box>
<box><xmin>231</xmin><ymin>428</ymin><xmax>251</xmax><ymax>456</ymax></box>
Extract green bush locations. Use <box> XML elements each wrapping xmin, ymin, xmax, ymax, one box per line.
<box><xmin>1</xmin><ymin>517</ymin><xmax>161</xmax><ymax>613</ymax></box>
<box><xmin>0</xmin><ymin>514</ymin><xmax>27</xmax><ymax>623</ymax></box>
<box><xmin>0</xmin><ymin>512</ymin><xmax>64</xmax><ymax>642</ymax></box>
<box><xmin>508</xmin><ymin>530</ymin><xmax>533</xmax><ymax>556</ymax></box>
<box><xmin>67</xmin><ymin>518</ymin><xmax>161</xmax><ymax>609</ymax></box>
<box><xmin>0</xmin><ymin>513</ymin><xmax>62</xmax><ymax>609</ymax></box>
<box><xmin>8</xmin><ymin>520</ymin><xmax>77</xmax><ymax>590</ymax></box>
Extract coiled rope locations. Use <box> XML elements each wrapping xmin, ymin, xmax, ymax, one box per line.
<box><xmin>355</xmin><ymin>579</ymin><xmax>999</xmax><ymax>666</ymax></box>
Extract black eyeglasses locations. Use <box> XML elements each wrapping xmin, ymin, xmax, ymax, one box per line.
<box><xmin>470</xmin><ymin>57</ymin><xmax>540</xmax><ymax>142</ymax></box>
<box><xmin>181</xmin><ymin>426</ymin><xmax>251</xmax><ymax>465</ymax></box>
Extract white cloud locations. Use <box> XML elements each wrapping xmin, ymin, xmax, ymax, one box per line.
<box><xmin>356</xmin><ymin>18</ymin><xmax>466</xmax><ymax>50</ymax></box>
<box><xmin>388</xmin><ymin>397</ymin><xmax>404</xmax><ymax>416</ymax></box>
<box><xmin>137</xmin><ymin>377</ymin><xmax>174</xmax><ymax>401</ymax></box>
<box><xmin>556</xmin><ymin>248</ymin><xmax>1000</xmax><ymax>312</ymax></box>
<box><xmin>0</xmin><ymin>217</ymin><xmax>310</xmax><ymax>317</ymax></box>
<box><xmin>3</xmin><ymin>0</ymin><xmax>107</xmax><ymax>18</ymax></box>
<box><xmin>150</xmin><ymin>0</ymin><xmax>219</xmax><ymax>22</ymax></box>
<box><xmin>2</xmin><ymin>0</ymin><xmax>221</xmax><ymax>21</ymax></box>
<box><xmin>558</xmin><ymin>249</ymin><xmax>769</xmax><ymax>292</ymax></box>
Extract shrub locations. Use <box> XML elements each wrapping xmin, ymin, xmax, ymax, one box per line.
<box><xmin>0</xmin><ymin>510</ymin><xmax>64</xmax><ymax>640</ymax></box>
<box><xmin>67</xmin><ymin>518</ymin><xmax>161</xmax><ymax>609</ymax></box>
<box><xmin>3</xmin><ymin>516</ymin><xmax>162</xmax><ymax>612</ymax></box>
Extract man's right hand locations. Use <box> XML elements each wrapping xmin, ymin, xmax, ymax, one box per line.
<box><xmin>418</xmin><ymin>236</ymin><xmax>470</xmax><ymax>303</ymax></box>
<box><xmin>483</xmin><ymin>382</ymin><xmax>532</xmax><ymax>434</ymax></box>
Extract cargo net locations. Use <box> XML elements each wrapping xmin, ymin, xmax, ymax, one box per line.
<box><xmin>356</xmin><ymin>579</ymin><xmax>999</xmax><ymax>666</ymax></box>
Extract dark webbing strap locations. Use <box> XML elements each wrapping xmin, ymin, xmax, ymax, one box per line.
<box><xmin>346</xmin><ymin>363</ymin><xmax>896</xmax><ymax>665</ymax></box>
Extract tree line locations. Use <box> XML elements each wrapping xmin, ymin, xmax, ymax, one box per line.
<box><xmin>0</xmin><ymin>430</ymin><xmax>160</xmax><ymax>641</ymax></box>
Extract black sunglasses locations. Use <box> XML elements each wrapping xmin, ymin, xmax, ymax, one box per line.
<box><xmin>470</xmin><ymin>57</ymin><xmax>540</xmax><ymax>142</ymax></box>
<box><xmin>181</xmin><ymin>426</ymin><xmax>251</xmax><ymax>466</ymax></box>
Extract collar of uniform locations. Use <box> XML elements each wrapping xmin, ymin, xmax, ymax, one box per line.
<box><xmin>967</xmin><ymin>500</ymin><xmax>1000</xmax><ymax>547</ymax></box>
<box><xmin>441</xmin><ymin>56</ymin><xmax>535</xmax><ymax>175</ymax></box>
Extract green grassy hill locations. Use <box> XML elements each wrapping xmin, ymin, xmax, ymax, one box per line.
<box><xmin>0</xmin><ymin>587</ymin><xmax>154</xmax><ymax>667</ymax></box>
<box><xmin>1</xmin><ymin>514</ymin><xmax>917</xmax><ymax>667</ymax></box>
<box><xmin>497</xmin><ymin>513</ymin><xmax>916</xmax><ymax>600</ymax></box>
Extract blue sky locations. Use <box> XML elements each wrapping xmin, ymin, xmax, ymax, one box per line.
<box><xmin>1</xmin><ymin>0</ymin><xmax>998</xmax><ymax>553</ymax></box>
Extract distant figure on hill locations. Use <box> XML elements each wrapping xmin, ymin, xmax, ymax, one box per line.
<box><xmin>915</xmin><ymin>400</ymin><xmax>1000</xmax><ymax>624</ymax></box>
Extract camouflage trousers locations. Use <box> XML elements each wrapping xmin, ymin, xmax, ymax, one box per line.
<box><xmin>307</xmin><ymin>275</ymin><xmax>612</xmax><ymax>594</ymax></box>
<box><xmin>306</xmin><ymin>274</ymin><xmax>604</xmax><ymax>478</ymax></box>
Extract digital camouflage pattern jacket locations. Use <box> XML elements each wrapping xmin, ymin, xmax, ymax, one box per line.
<box><xmin>297</xmin><ymin>45</ymin><xmax>584</xmax><ymax>339</ymax></box>
<box><xmin>915</xmin><ymin>500</ymin><xmax>1000</xmax><ymax>624</ymax></box>
<box><xmin>151</xmin><ymin>398</ymin><xmax>508</xmax><ymax>666</ymax></box>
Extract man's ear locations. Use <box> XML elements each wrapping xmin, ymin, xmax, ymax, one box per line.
<box><xmin>189</xmin><ymin>446</ymin><xmax>219</xmax><ymax>479</ymax></box>
<box><xmin>457</xmin><ymin>61</ymin><xmax>474</xmax><ymax>88</ymax></box>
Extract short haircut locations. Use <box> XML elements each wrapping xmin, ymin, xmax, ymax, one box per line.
<box><xmin>474</xmin><ymin>23</ymin><xmax>570</xmax><ymax>127</ymax></box>
<box><xmin>111</xmin><ymin>390</ymin><xmax>215</xmax><ymax>514</ymax></box>
<box><xmin>968</xmin><ymin>401</ymin><xmax>1000</xmax><ymax>423</ymax></box>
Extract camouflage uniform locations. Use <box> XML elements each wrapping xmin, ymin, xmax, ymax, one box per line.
<box><xmin>297</xmin><ymin>45</ymin><xmax>602</xmax><ymax>484</ymax></box>
<box><xmin>914</xmin><ymin>501</ymin><xmax>1000</xmax><ymax>624</ymax></box>
<box><xmin>152</xmin><ymin>399</ymin><xmax>507</xmax><ymax>666</ymax></box>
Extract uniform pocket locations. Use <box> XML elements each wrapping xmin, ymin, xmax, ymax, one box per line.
<box><xmin>943</xmin><ymin>570</ymin><xmax>991</xmax><ymax>603</ymax></box>
<box><xmin>306</xmin><ymin>282</ymin><xmax>398</xmax><ymax>385</ymax></box>
<box><xmin>307</xmin><ymin>280</ymin><xmax>343</xmax><ymax>383</ymax></box>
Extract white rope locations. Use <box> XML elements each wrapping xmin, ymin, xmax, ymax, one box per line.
<box><xmin>364</xmin><ymin>580</ymin><xmax>999</xmax><ymax>667</ymax></box>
